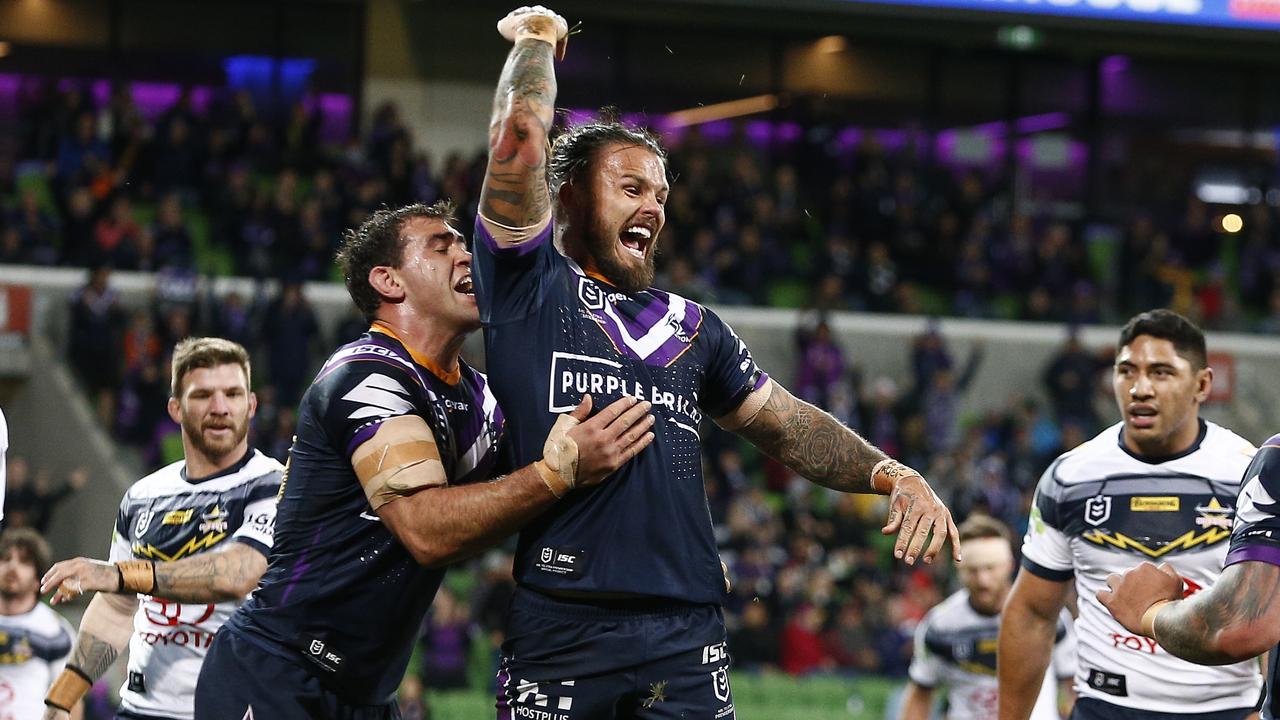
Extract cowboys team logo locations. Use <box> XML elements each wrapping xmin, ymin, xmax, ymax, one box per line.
<box><xmin>1085</xmin><ymin>496</ymin><xmax>1112</xmax><ymax>526</ymax></box>
<box><xmin>711</xmin><ymin>667</ymin><xmax>731</xmax><ymax>702</ymax></box>
<box><xmin>578</xmin><ymin>279</ymin><xmax>605</xmax><ymax>310</ymax></box>
<box><xmin>1195</xmin><ymin>497</ymin><xmax>1234</xmax><ymax>529</ymax></box>
<box><xmin>200</xmin><ymin>505</ymin><xmax>230</xmax><ymax>534</ymax></box>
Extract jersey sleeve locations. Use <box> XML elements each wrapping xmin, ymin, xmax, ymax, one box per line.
<box><xmin>907</xmin><ymin>612</ymin><xmax>942</xmax><ymax>688</ymax></box>
<box><xmin>696</xmin><ymin>307</ymin><xmax>769</xmax><ymax>418</ymax></box>
<box><xmin>1050</xmin><ymin>608</ymin><xmax>1077</xmax><ymax>680</ymax></box>
<box><xmin>471</xmin><ymin>216</ymin><xmax>560</xmax><ymax>326</ymax></box>
<box><xmin>1225</xmin><ymin>437</ymin><xmax>1280</xmax><ymax>568</ymax></box>
<box><xmin>1020</xmin><ymin>459</ymin><xmax>1075</xmax><ymax>581</ymax></box>
<box><xmin>108</xmin><ymin>489</ymin><xmax>134</xmax><ymax>562</ymax></box>
<box><xmin>319</xmin><ymin>358</ymin><xmax>431</xmax><ymax>462</ymax></box>
<box><xmin>231</xmin><ymin>466</ymin><xmax>284</xmax><ymax>556</ymax></box>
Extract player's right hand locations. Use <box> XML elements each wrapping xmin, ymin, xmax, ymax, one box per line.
<box><xmin>565</xmin><ymin>394</ymin><xmax>655</xmax><ymax>487</ymax></box>
<box><xmin>497</xmin><ymin>5</ymin><xmax>570</xmax><ymax>60</ymax></box>
<box><xmin>1098</xmin><ymin>561</ymin><xmax>1183</xmax><ymax>636</ymax></box>
<box><xmin>41</xmin><ymin>556</ymin><xmax>119</xmax><ymax>604</ymax></box>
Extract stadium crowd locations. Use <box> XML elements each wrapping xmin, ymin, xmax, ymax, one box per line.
<box><xmin>4</xmin><ymin>77</ymin><xmax>1250</xmax><ymax>709</ymax></box>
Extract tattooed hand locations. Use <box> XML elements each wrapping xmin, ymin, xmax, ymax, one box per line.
<box><xmin>875</xmin><ymin>461</ymin><xmax>962</xmax><ymax>566</ymax></box>
<box><xmin>1098</xmin><ymin>562</ymin><xmax>1183</xmax><ymax>636</ymax></box>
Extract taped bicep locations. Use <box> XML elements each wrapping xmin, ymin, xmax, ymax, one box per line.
<box><xmin>350</xmin><ymin>415</ymin><xmax>446</xmax><ymax>510</ymax></box>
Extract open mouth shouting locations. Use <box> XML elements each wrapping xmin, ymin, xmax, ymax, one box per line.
<box><xmin>453</xmin><ymin>273</ymin><xmax>474</xmax><ymax>296</ymax></box>
<box><xmin>619</xmin><ymin>224</ymin><xmax>654</xmax><ymax>261</ymax></box>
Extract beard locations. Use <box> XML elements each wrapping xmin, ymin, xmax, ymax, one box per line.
<box><xmin>182</xmin><ymin>412</ymin><xmax>249</xmax><ymax>461</ymax></box>
<box><xmin>583</xmin><ymin>217</ymin><xmax>657</xmax><ymax>294</ymax></box>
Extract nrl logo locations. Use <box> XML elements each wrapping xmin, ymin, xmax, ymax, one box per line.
<box><xmin>135</xmin><ymin>510</ymin><xmax>155</xmax><ymax>537</ymax></box>
<box><xmin>1085</xmin><ymin>496</ymin><xmax>1112</xmax><ymax>526</ymax></box>
<box><xmin>541</xmin><ymin>547</ymin><xmax>555</xmax><ymax>564</ymax></box>
<box><xmin>578</xmin><ymin>279</ymin><xmax>605</xmax><ymax>311</ymax></box>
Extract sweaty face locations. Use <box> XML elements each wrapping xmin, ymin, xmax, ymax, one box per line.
<box><xmin>956</xmin><ymin>537</ymin><xmax>1014</xmax><ymax>615</ymax></box>
<box><xmin>1112</xmin><ymin>335</ymin><xmax>1209</xmax><ymax>457</ymax></box>
<box><xmin>175</xmin><ymin>364</ymin><xmax>255</xmax><ymax>463</ymax></box>
<box><xmin>568</xmin><ymin>143</ymin><xmax>668</xmax><ymax>293</ymax></box>
<box><xmin>394</xmin><ymin>216</ymin><xmax>478</xmax><ymax>331</ymax></box>
<box><xmin>0</xmin><ymin>548</ymin><xmax>38</xmax><ymax>601</ymax></box>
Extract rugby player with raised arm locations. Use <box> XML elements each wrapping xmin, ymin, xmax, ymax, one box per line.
<box><xmin>473</xmin><ymin>7</ymin><xmax>960</xmax><ymax>718</ymax></box>
<box><xmin>190</xmin><ymin>202</ymin><xmax>655</xmax><ymax>719</ymax></box>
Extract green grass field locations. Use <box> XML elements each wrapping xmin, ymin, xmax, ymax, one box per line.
<box><xmin>421</xmin><ymin>673</ymin><xmax>902</xmax><ymax>719</ymax></box>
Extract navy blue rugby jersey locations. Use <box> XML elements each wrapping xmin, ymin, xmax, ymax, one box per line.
<box><xmin>225</xmin><ymin>328</ymin><xmax>505</xmax><ymax>704</ymax></box>
<box><xmin>473</xmin><ymin>220</ymin><xmax>768</xmax><ymax>604</ymax></box>
<box><xmin>1224</xmin><ymin>435</ymin><xmax>1280</xmax><ymax>720</ymax></box>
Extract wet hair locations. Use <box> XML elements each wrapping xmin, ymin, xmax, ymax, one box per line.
<box><xmin>336</xmin><ymin>201</ymin><xmax>456</xmax><ymax>321</ymax></box>
<box><xmin>171</xmin><ymin>337</ymin><xmax>251</xmax><ymax>397</ymax></box>
<box><xmin>1117</xmin><ymin>309</ymin><xmax>1207</xmax><ymax>370</ymax></box>
<box><xmin>548</xmin><ymin>109</ymin><xmax>667</xmax><ymax>215</ymax></box>
<box><xmin>0</xmin><ymin>528</ymin><xmax>52</xmax><ymax>578</ymax></box>
<box><xmin>957</xmin><ymin>514</ymin><xmax>1012</xmax><ymax>545</ymax></box>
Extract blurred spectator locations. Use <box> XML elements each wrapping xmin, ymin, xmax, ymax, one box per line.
<box><xmin>5</xmin><ymin>458</ymin><xmax>89</xmax><ymax>533</ymax></box>
<box><xmin>730</xmin><ymin>601</ymin><xmax>780</xmax><ymax>672</ymax></box>
<box><xmin>1042</xmin><ymin>328</ymin><xmax>1105</xmax><ymax>432</ymax></box>
<box><xmin>780</xmin><ymin>603</ymin><xmax>835</xmax><ymax>676</ymax></box>
<box><xmin>261</xmin><ymin>281</ymin><xmax>320</xmax><ymax>407</ymax></box>
<box><xmin>795</xmin><ymin>319</ymin><xmax>845</xmax><ymax>408</ymax></box>
<box><xmin>418</xmin><ymin>588</ymin><xmax>473</xmax><ymax>690</ymax></box>
<box><xmin>68</xmin><ymin>266</ymin><xmax>126</xmax><ymax>426</ymax></box>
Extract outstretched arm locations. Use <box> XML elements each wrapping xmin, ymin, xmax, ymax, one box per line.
<box><xmin>42</xmin><ymin>592</ymin><xmax>136</xmax><ymax>719</ymax></box>
<box><xmin>43</xmin><ymin>542</ymin><xmax>268</xmax><ymax>605</ymax></box>
<box><xmin>1099</xmin><ymin>560</ymin><xmax>1280</xmax><ymax>665</ymax></box>
<box><xmin>480</xmin><ymin>6</ymin><xmax>568</xmax><ymax>233</ymax></box>
<box><xmin>725</xmin><ymin>379</ymin><xmax>960</xmax><ymax>565</ymax></box>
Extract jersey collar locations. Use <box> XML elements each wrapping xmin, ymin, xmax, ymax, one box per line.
<box><xmin>182</xmin><ymin>447</ymin><xmax>255</xmax><ymax>484</ymax></box>
<box><xmin>369</xmin><ymin>321</ymin><xmax>461</xmax><ymax>385</ymax></box>
<box><xmin>1116</xmin><ymin>418</ymin><xmax>1208</xmax><ymax>465</ymax></box>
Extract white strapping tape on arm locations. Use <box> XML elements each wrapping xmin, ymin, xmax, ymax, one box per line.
<box><xmin>479</xmin><ymin>212</ymin><xmax>552</xmax><ymax>247</ymax></box>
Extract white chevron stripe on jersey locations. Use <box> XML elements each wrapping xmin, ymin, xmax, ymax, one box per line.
<box><xmin>343</xmin><ymin>373</ymin><xmax>414</xmax><ymax>419</ymax></box>
<box><xmin>600</xmin><ymin>292</ymin><xmax>687</xmax><ymax>358</ymax></box>
<box><xmin>455</xmin><ymin>381</ymin><xmax>499</xmax><ymax>480</ymax></box>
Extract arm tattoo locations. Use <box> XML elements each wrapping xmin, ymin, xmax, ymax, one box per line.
<box><xmin>70</xmin><ymin>633</ymin><xmax>119</xmax><ymax>680</ymax></box>
<box><xmin>1158</xmin><ymin>561</ymin><xmax>1280</xmax><ymax>664</ymax></box>
<box><xmin>153</xmin><ymin>544</ymin><xmax>265</xmax><ymax>603</ymax></box>
<box><xmin>481</xmin><ymin>38</ymin><xmax>556</xmax><ymax>228</ymax></box>
<box><xmin>735</xmin><ymin>384</ymin><xmax>887</xmax><ymax>494</ymax></box>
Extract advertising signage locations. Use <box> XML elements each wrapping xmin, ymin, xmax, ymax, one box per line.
<box><xmin>843</xmin><ymin>0</ymin><xmax>1280</xmax><ymax>31</ymax></box>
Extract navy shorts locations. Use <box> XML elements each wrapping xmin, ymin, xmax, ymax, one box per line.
<box><xmin>1070</xmin><ymin>697</ymin><xmax>1255</xmax><ymax>720</ymax></box>
<box><xmin>194</xmin><ymin>629</ymin><xmax>401</xmax><ymax>720</ymax></box>
<box><xmin>496</xmin><ymin>587</ymin><xmax>735</xmax><ymax>720</ymax></box>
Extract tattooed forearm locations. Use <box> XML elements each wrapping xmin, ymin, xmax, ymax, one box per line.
<box><xmin>1157</xmin><ymin>561</ymin><xmax>1280</xmax><ymax>664</ymax></box>
<box><xmin>70</xmin><ymin>633</ymin><xmax>119</xmax><ymax>680</ymax></box>
<box><xmin>153</xmin><ymin>543</ymin><xmax>267</xmax><ymax>602</ymax></box>
<box><xmin>735</xmin><ymin>383</ymin><xmax>886</xmax><ymax>494</ymax></box>
<box><xmin>482</xmin><ymin>38</ymin><xmax>557</xmax><ymax>228</ymax></box>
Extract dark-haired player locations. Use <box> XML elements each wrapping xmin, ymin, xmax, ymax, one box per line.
<box><xmin>1098</xmin><ymin>432</ymin><xmax>1280</xmax><ymax>719</ymax></box>
<box><xmin>0</xmin><ymin>529</ymin><xmax>75</xmax><ymax>719</ymax></box>
<box><xmin>999</xmin><ymin>309</ymin><xmax>1261</xmax><ymax>720</ymax></box>
<box><xmin>193</xmin><ymin>201</ymin><xmax>656</xmax><ymax>719</ymax></box>
<box><xmin>474</xmin><ymin>7</ymin><xmax>960</xmax><ymax>718</ymax></box>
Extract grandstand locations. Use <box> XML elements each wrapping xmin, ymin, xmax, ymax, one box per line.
<box><xmin>2</xmin><ymin>0</ymin><xmax>1280</xmax><ymax>717</ymax></box>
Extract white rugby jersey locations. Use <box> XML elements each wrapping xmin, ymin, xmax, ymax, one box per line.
<box><xmin>1021</xmin><ymin>420</ymin><xmax>1259</xmax><ymax>713</ymax></box>
<box><xmin>0</xmin><ymin>602</ymin><xmax>73</xmax><ymax>720</ymax></box>
<box><xmin>0</xmin><ymin>406</ymin><xmax>8</xmax><ymax>522</ymax></box>
<box><xmin>910</xmin><ymin>589</ymin><xmax>1074</xmax><ymax>720</ymax></box>
<box><xmin>108</xmin><ymin>449</ymin><xmax>282</xmax><ymax>720</ymax></box>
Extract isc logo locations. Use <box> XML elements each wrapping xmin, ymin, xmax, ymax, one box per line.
<box><xmin>702</xmin><ymin>642</ymin><xmax>727</xmax><ymax>664</ymax></box>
